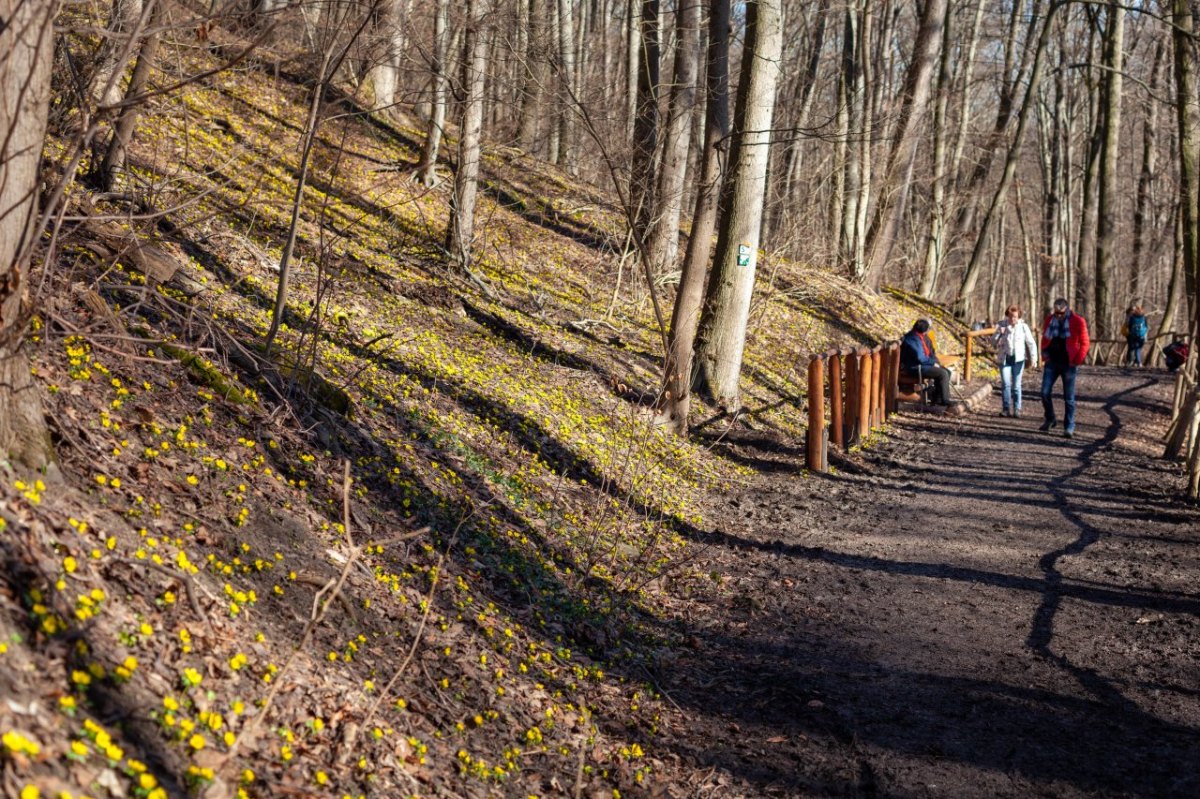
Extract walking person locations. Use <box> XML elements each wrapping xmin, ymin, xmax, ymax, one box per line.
<box><xmin>1039</xmin><ymin>298</ymin><xmax>1091</xmax><ymax>438</ymax></box>
<box><xmin>993</xmin><ymin>304</ymin><xmax>1038</xmax><ymax>417</ymax></box>
<box><xmin>900</xmin><ymin>318</ymin><xmax>953</xmax><ymax>406</ymax></box>
<box><xmin>1124</xmin><ymin>304</ymin><xmax>1149</xmax><ymax>366</ymax></box>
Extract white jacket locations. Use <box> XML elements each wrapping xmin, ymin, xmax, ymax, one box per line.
<box><xmin>994</xmin><ymin>319</ymin><xmax>1038</xmax><ymax>366</ymax></box>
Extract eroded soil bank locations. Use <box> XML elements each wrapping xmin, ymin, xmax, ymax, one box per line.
<box><xmin>651</xmin><ymin>367</ymin><xmax>1200</xmax><ymax>798</ymax></box>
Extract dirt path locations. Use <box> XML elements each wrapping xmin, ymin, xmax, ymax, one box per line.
<box><xmin>654</xmin><ymin>367</ymin><xmax>1200</xmax><ymax>798</ymax></box>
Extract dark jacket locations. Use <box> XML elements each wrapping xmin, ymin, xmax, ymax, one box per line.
<box><xmin>900</xmin><ymin>330</ymin><xmax>939</xmax><ymax>373</ymax></box>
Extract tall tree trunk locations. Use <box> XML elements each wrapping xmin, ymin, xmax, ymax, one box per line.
<box><xmin>446</xmin><ymin>0</ymin><xmax>491</xmax><ymax>270</ymax></box>
<box><xmin>556</xmin><ymin>0</ymin><xmax>578</xmax><ymax>173</ymax></box>
<box><xmin>919</xmin><ymin>0</ymin><xmax>956</xmax><ymax>299</ymax></box>
<box><xmin>518</xmin><ymin>0</ymin><xmax>544</xmax><ymax>151</ymax></box>
<box><xmin>1158</xmin><ymin>202</ymin><xmax>1185</xmax><ymax>348</ymax></box>
<box><xmin>838</xmin><ymin>1</ymin><xmax>866</xmax><ymax>275</ymax></box>
<box><xmin>1074</xmin><ymin>18</ymin><xmax>1104</xmax><ymax>317</ymax></box>
<box><xmin>646</xmin><ymin>0</ymin><xmax>700</xmax><ymax>277</ymax></box>
<box><xmin>661</xmin><ymin>0</ymin><xmax>730</xmax><ymax>434</ymax></box>
<box><xmin>863</xmin><ymin>0</ymin><xmax>947</xmax><ymax>287</ymax></box>
<box><xmin>1037</xmin><ymin>22</ymin><xmax>1068</xmax><ymax>312</ymax></box>
<box><xmin>1093</xmin><ymin>2</ymin><xmax>1124</xmax><ymax>339</ymax></box>
<box><xmin>0</xmin><ymin>0</ymin><xmax>57</xmax><ymax>470</ymax></box>
<box><xmin>626</xmin><ymin>0</ymin><xmax>642</xmax><ymax>145</ymax></box>
<box><xmin>1169</xmin><ymin>0</ymin><xmax>1200</xmax><ymax>495</ymax></box>
<box><xmin>365</xmin><ymin>0</ymin><xmax>413</xmax><ymax>111</ymax></box>
<box><xmin>629</xmin><ymin>0</ymin><xmax>661</xmax><ymax>252</ymax></box>
<box><xmin>693</xmin><ymin>0</ymin><xmax>784</xmax><ymax>409</ymax></box>
<box><xmin>416</xmin><ymin>0</ymin><xmax>450</xmax><ymax>186</ymax></box>
<box><xmin>1131</xmin><ymin>38</ymin><xmax>1165</xmax><ymax>304</ymax></box>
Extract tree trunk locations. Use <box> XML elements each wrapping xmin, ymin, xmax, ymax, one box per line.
<box><xmin>518</xmin><ymin>0</ymin><xmax>544</xmax><ymax>151</ymax></box>
<box><xmin>1169</xmin><ymin>0</ymin><xmax>1200</xmax><ymax>495</ymax></box>
<box><xmin>838</xmin><ymin>1</ymin><xmax>867</xmax><ymax>276</ymax></box>
<box><xmin>445</xmin><ymin>0</ymin><xmax>491</xmax><ymax>270</ymax></box>
<box><xmin>556</xmin><ymin>0</ymin><xmax>578</xmax><ymax>174</ymax></box>
<box><xmin>0</xmin><ymin>0</ymin><xmax>56</xmax><ymax>470</ymax></box>
<box><xmin>1093</xmin><ymin>2</ymin><xmax>1124</xmax><ymax>339</ymax></box>
<box><xmin>661</xmin><ymin>0</ymin><xmax>730</xmax><ymax>434</ymax></box>
<box><xmin>1131</xmin><ymin>39</ymin><xmax>1165</xmax><ymax>304</ymax></box>
<box><xmin>416</xmin><ymin>0</ymin><xmax>450</xmax><ymax>186</ymax></box>
<box><xmin>365</xmin><ymin>0</ymin><xmax>413</xmax><ymax>112</ymax></box>
<box><xmin>629</xmin><ymin>0</ymin><xmax>660</xmax><ymax>252</ymax></box>
<box><xmin>95</xmin><ymin>0</ymin><xmax>165</xmax><ymax>193</ymax></box>
<box><xmin>693</xmin><ymin>0</ymin><xmax>784</xmax><ymax>409</ymax></box>
<box><xmin>863</xmin><ymin>0</ymin><xmax>947</xmax><ymax>287</ymax></box>
<box><xmin>645</xmin><ymin>0</ymin><xmax>700</xmax><ymax>277</ymax></box>
<box><xmin>626</xmin><ymin>0</ymin><xmax>641</xmax><ymax>145</ymax></box>
<box><xmin>919</xmin><ymin>0</ymin><xmax>956</xmax><ymax>299</ymax></box>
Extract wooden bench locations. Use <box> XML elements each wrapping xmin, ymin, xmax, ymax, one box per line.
<box><xmin>898</xmin><ymin>372</ymin><xmax>935</xmax><ymax>403</ymax></box>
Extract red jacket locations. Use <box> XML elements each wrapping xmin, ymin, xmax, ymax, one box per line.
<box><xmin>1041</xmin><ymin>311</ymin><xmax>1091</xmax><ymax>367</ymax></box>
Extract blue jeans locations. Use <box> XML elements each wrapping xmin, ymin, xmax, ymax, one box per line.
<box><xmin>1000</xmin><ymin>356</ymin><xmax>1025</xmax><ymax>413</ymax></box>
<box><xmin>1127</xmin><ymin>338</ymin><xmax>1144</xmax><ymax>366</ymax></box>
<box><xmin>1041</xmin><ymin>361</ymin><xmax>1078</xmax><ymax>432</ymax></box>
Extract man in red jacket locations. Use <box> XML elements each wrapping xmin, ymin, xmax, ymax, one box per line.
<box><xmin>1040</xmin><ymin>298</ymin><xmax>1090</xmax><ymax>438</ymax></box>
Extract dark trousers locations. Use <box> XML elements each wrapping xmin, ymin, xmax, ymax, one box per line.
<box><xmin>1041</xmin><ymin>361</ymin><xmax>1078</xmax><ymax>431</ymax></box>
<box><xmin>905</xmin><ymin>365</ymin><xmax>952</xmax><ymax>405</ymax></box>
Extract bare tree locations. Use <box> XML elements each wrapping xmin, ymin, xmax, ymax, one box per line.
<box><xmin>661</xmin><ymin>0</ymin><xmax>730</xmax><ymax>434</ymax></box>
<box><xmin>645</xmin><ymin>0</ymin><xmax>701</xmax><ymax>277</ymax></box>
<box><xmin>629</xmin><ymin>0</ymin><xmax>661</xmax><ymax>251</ymax></box>
<box><xmin>94</xmin><ymin>0</ymin><xmax>165</xmax><ymax>193</ymax></box>
<box><xmin>0</xmin><ymin>0</ymin><xmax>56</xmax><ymax>469</ymax></box>
<box><xmin>1168</xmin><ymin>0</ymin><xmax>1200</xmax><ymax>495</ymax></box>
<box><xmin>1093</xmin><ymin>1</ymin><xmax>1125</xmax><ymax>338</ymax></box>
<box><xmin>693</xmin><ymin>0</ymin><xmax>784</xmax><ymax>409</ymax></box>
<box><xmin>445</xmin><ymin>0</ymin><xmax>491</xmax><ymax>271</ymax></box>
<box><xmin>416</xmin><ymin>0</ymin><xmax>451</xmax><ymax>187</ymax></box>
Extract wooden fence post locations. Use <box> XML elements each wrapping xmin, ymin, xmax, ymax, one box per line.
<box><xmin>858</xmin><ymin>349</ymin><xmax>872</xmax><ymax>437</ymax></box>
<box><xmin>965</xmin><ymin>334</ymin><xmax>974</xmax><ymax>382</ymax></box>
<box><xmin>887</xmin><ymin>342</ymin><xmax>901</xmax><ymax>416</ymax></box>
<box><xmin>844</xmin><ymin>349</ymin><xmax>859</xmax><ymax>445</ymax></box>
<box><xmin>807</xmin><ymin>355</ymin><xmax>826</xmax><ymax>471</ymax></box>
<box><xmin>878</xmin><ymin>345</ymin><xmax>888</xmax><ymax>427</ymax></box>
<box><xmin>829</xmin><ymin>350</ymin><xmax>844</xmax><ymax>450</ymax></box>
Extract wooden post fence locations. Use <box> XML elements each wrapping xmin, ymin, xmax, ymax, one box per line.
<box><xmin>805</xmin><ymin>341</ymin><xmax>908</xmax><ymax>473</ymax></box>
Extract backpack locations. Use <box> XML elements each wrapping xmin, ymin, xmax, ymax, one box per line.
<box><xmin>1129</xmin><ymin>314</ymin><xmax>1148</xmax><ymax>339</ymax></box>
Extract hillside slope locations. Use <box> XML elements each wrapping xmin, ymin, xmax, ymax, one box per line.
<box><xmin>2</xmin><ymin>22</ymin><xmax>961</xmax><ymax>799</ymax></box>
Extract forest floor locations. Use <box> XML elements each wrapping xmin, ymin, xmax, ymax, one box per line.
<box><xmin>648</xmin><ymin>366</ymin><xmax>1200</xmax><ymax>798</ymax></box>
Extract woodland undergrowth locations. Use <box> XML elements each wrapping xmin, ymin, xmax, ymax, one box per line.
<box><xmin>0</xmin><ymin>19</ymin><xmax>959</xmax><ymax>799</ymax></box>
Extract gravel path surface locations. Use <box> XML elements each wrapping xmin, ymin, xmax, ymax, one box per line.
<box><xmin>655</xmin><ymin>367</ymin><xmax>1200</xmax><ymax>798</ymax></box>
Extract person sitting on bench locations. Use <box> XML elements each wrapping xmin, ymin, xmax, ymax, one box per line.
<box><xmin>900</xmin><ymin>318</ymin><xmax>952</xmax><ymax>406</ymax></box>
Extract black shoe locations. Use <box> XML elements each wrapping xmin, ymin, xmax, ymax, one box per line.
<box><xmin>1064</xmin><ymin>429</ymin><xmax>1074</xmax><ymax>439</ymax></box>
<box><xmin>1039</xmin><ymin>419</ymin><xmax>1057</xmax><ymax>433</ymax></box>
<box><xmin>999</xmin><ymin>409</ymin><xmax>1010</xmax><ymax>417</ymax></box>
<box><xmin>1013</xmin><ymin>409</ymin><xmax>1021</xmax><ymax>418</ymax></box>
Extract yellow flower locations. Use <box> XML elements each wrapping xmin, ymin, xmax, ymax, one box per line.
<box><xmin>63</xmin><ymin>556</ymin><xmax>78</xmax><ymax>574</ymax></box>
<box><xmin>188</xmin><ymin>734</ymin><xmax>206</xmax><ymax>750</ymax></box>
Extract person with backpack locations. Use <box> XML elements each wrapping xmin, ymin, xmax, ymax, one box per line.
<box><xmin>1124</xmin><ymin>305</ymin><xmax>1149</xmax><ymax>367</ymax></box>
<box><xmin>1163</xmin><ymin>338</ymin><xmax>1190</xmax><ymax>372</ymax></box>
<box><xmin>993</xmin><ymin>304</ymin><xmax>1038</xmax><ymax>417</ymax></box>
<box><xmin>1040</xmin><ymin>298</ymin><xmax>1091</xmax><ymax>439</ymax></box>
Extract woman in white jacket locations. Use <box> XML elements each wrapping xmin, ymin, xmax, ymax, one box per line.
<box><xmin>993</xmin><ymin>304</ymin><xmax>1039</xmax><ymax>417</ymax></box>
